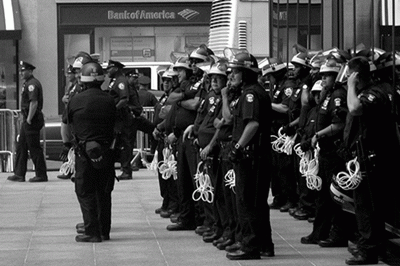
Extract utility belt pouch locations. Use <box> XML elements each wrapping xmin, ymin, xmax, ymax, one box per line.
<box><xmin>85</xmin><ymin>141</ymin><xmax>107</xmax><ymax>169</ymax></box>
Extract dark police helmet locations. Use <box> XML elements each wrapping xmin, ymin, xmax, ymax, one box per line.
<box><xmin>80</xmin><ymin>61</ymin><xmax>105</xmax><ymax>84</ymax></box>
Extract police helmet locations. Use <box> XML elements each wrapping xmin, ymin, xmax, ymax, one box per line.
<box><xmin>224</xmin><ymin>48</ymin><xmax>259</xmax><ymax>73</ymax></box>
<box><xmin>173</xmin><ymin>56</ymin><xmax>191</xmax><ymax>70</ymax></box>
<box><xmin>311</xmin><ymin>80</ymin><xmax>323</xmax><ymax>92</ymax></box>
<box><xmin>375</xmin><ymin>51</ymin><xmax>400</xmax><ymax>70</ymax></box>
<box><xmin>261</xmin><ymin>57</ymin><xmax>286</xmax><ymax>76</ymax></box>
<box><xmin>189</xmin><ymin>44</ymin><xmax>213</xmax><ymax>62</ymax></box>
<box><xmin>330</xmin><ymin>181</ymin><xmax>355</xmax><ymax>214</ymax></box>
<box><xmin>291</xmin><ymin>52</ymin><xmax>310</xmax><ymax>68</ymax></box>
<box><xmin>80</xmin><ymin>61</ymin><xmax>105</xmax><ymax>83</ymax></box>
<box><xmin>72</xmin><ymin>51</ymin><xmax>92</xmax><ymax>70</ymax></box>
<box><xmin>161</xmin><ymin>67</ymin><xmax>178</xmax><ymax>79</ymax></box>
<box><xmin>208</xmin><ymin>61</ymin><xmax>228</xmax><ymax>77</ymax></box>
<box><xmin>319</xmin><ymin>59</ymin><xmax>342</xmax><ymax>74</ymax></box>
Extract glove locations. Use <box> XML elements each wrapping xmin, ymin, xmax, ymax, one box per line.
<box><xmin>59</xmin><ymin>142</ymin><xmax>72</xmax><ymax>161</ymax></box>
<box><xmin>300</xmin><ymin>139</ymin><xmax>311</xmax><ymax>152</ymax></box>
<box><xmin>282</xmin><ymin>124</ymin><xmax>296</xmax><ymax>136</ymax></box>
<box><xmin>228</xmin><ymin>143</ymin><xmax>243</xmax><ymax>164</ymax></box>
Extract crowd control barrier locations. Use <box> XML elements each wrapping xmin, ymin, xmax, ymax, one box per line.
<box><xmin>135</xmin><ymin>106</ymin><xmax>155</xmax><ymax>152</ymax></box>
<box><xmin>0</xmin><ymin>109</ymin><xmax>21</xmax><ymax>172</ymax></box>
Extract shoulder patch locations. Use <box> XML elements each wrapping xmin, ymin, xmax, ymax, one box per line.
<box><xmin>118</xmin><ymin>83</ymin><xmax>125</xmax><ymax>90</ymax></box>
<box><xmin>246</xmin><ymin>94</ymin><xmax>254</xmax><ymax>103</ymax></box>
<box><xmin>209</xmin><ymin>96</ymin><xmax>215</xmax><ymax>105</ymax></box>
<box><xmin>284</xmin><ymin>88</ymin><xmax>293</xmax><ymax>97</ymax></box>
<box><xmin>334</xmin><ymin>98</ymin><xmax>341</xmax><ymax>107</ymax></box>
<box><xmin>367</xmin><ymin>94</ymin><xmax>375</xmax><ymax>102</ymax></box>
<box><xmin>28</xmin><ymin>85</ymin><xmax>35</xmax><ymax>92</ymax></box>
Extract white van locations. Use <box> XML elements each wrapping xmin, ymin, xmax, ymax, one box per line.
<box><xmin>101</xmin><ymin>61</ymin><xmax>173</xmax><ymax>98</ymax></box>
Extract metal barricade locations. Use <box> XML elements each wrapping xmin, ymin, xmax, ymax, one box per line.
<box><xmin>135</xmin><ymin>106</ymin><xmax>155</xmax><ymax>152</ymax></box>
<box><xmin>0</xmin><ymin>109</ymin><xmax>21</xmax><ymax>172</ymax></box>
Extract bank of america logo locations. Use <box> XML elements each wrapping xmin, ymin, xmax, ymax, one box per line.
<box><xmin>178</xmin><ymin>9</ymin><xmax>199</xmax><ymax>21</ymax></box>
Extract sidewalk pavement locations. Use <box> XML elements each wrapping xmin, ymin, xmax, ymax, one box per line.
<box><xmin>0</xmin><ymin>161</ymin><xmax>397</xmax><ymax>266</ymax></box>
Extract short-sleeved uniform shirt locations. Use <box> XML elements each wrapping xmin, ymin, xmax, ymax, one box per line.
<box><xmin>138</xmin><ymin>89</ymin><xmax>158</xmax><ymax>107</ymax></box>
<box><xmin>196</xmin><ymin>89</ymin><xmax>222</xmax><ymax>148</ymax></box>
<box><xmin>283</xmin><ymin>79</ymin><xmax>303</xmax><ymax>123</ymax></box>
<box><xmin>316</xmin><ymin>86</ymin><xmax>347</xmax><ymax>151</ymax></box>
<box><xmin>232</xmin><ymin>83</ymin><xmax>272</xmax><ymax>150</ymax></box>
<box><xmin>108</xmin><ymin>74</ymin><xmax>129</xmax><ymax>108</ymax></box>
<box><xmin>343</xmin><ymin>83</ymin><xmax>397</xmax><ymax>156</ymax></box>
<box><xmin>154</xmin><ymin>92</ymin><xmax>169</xmax><ymax>126</ymax></box>
<box><xmin>127</xmin><ymin>83</ymin><xmax>143</xmax><ymax>117</ymax></box>
<box><xmin>272</xmin><ymin>78</ymin><xmax>293</xmax><ymax>126</ymax></box>
<box><xmin>174</xmin><ymin>78</ymin><xmax>207</xmax><ymax>132</ymax></box>
<box><xmin>21</xmin><ymin>75</ymin><xmax>44</xmax><ymax>119</ymax></box>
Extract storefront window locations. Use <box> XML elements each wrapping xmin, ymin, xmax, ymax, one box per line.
<box><xmin>95</xmin><ymin>26</ymin><xmax>209</xmax><ymax>63</ymax></box>
<box><xmin>0</xmin><ymin>40</ymin><xmax>18</xmax><ymax>109</ymax></box>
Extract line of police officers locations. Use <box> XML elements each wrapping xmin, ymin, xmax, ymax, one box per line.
<box><xmin>9</xmin><ymin>43</ymin><xmax>400</xmax><ymax>263</ymax></box>
<box><xmin>150</xmin><ymin>44</ymin><xmax>400</xmax><ymax>264</ymax></box>
<box><xmin>261</xmin><ymin>47</ymin><xmax>400</xmax><ymax>265</ymax></box>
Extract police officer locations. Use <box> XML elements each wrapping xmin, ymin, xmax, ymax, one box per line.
<box><xmin>301</xmin><ymin>57</ymin><xmax>352</xmax><ymax>247</ymax></box>
<box><xmin>8</xmin><ymin>61</ymin><xmax>47</xmax><ymax>183</ymax></box>
<box><xmin>165</xmin><ymin>45</ymin><xmax>212</xmax><ymax>231</ymax></box>
<box><xmin>135</xmin><ymin>75</ymin><xmax>157</xmax><ymax>157</ymax></box>
<box><xmin>212</xmin><ymin>73</ymin><xmax>242</xmax><ymax>251</ymax></box>
<box><xmin>137</xmin><ymin>75</ymin><xmax>158</xmax><ymax>107</ymax></box>
<box><xmin>262</xmin><ymin>58</ymin><xmax>291</xmax><ymax>210</ymax></box>
<box><xmin>152</xmin><ymin>68</ymin><xmax>179</xmax><ymax>218</ymax></box>
<box><xmin>67</xmin><ymin>60</ymin><xmax>116</xmax><ymax>242</ymax></box>
<box><xmin>57</xmin><ymin>52</ymin><xmax>91</xmax><ymax>180</ymax></box>
<box><xmin>125</xmin><ymin>70</ymin><xmax>143</xmax><ymax>171</ymax></box>
<box><xmin>106</xmin><ymin>60</ymin><xmax>133</xmax><ymax>180</ymax></box>
<box><xmin>343</xmin><ymin>56</ymin><xmax>400</xmax><ymax>265</ymax></box>
<box><xmin>192</xmin><ymin>60</ymin><xmax>227</xmax><ymax>242</ymax></box>
<box><xmin>225</xmin><ymin>50</ymin><xmax>274</xmax><ymax>260</ymax></box>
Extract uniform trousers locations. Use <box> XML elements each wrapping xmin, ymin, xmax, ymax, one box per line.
<box><xmin>235</xmin><ymin>151</ymin><xmax>273</xmax><ymax>253</ymax></box>
<box><xmin>270</xmin><ymin>122</ymin><xmax>287</xmax><ymax>206</ymax></box>
<box><xmin>119</xmin><ymin>115</ymin><xmax>134</xmax><ymax>176</ymax></box>
<box><xmin>353</xmin><ymin>154</ymin><xmax>394</xmax><ymax>258</ymax></box>
<box><xmin>196</xmin><ymin>155</ymin><xmax>216</xmax><ymax>229</ymax></box>
<box><xmin>309</xmin><ymin>149</ymin><xmax>355</xmax><ymax>242</ymax></box>
<box><xmin>15</xmin><ymin>121</ymin><xmax>47</xmax><ymax>178</ymax></box>
<box><xmin>176</xmin><ymin>136</ymin><xmax>204</xmax><ymax>226</ymax></box>
<box><xmin>156</xmin><ymin>139</ymin><xmax>178</xmax><ymax>212</ymax></box>
<box><xmin>74</xmin><ymin>149</ymin><xmax>115</xmax><ymax>237</ymax></box>
<box><xmin>217</xmin><ymin>141</ymin><xmax>239</xmax><ymax>241</ymax></box>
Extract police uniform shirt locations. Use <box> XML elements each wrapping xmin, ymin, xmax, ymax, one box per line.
<box><xmin>108</xmin><ymin>74</ymin><xmax>129</xmax><ymax>107</ymax></box>
<box><xmin>21</xmin><ymin>75</ymin><xmax>44</xmax><ymax>118</ymax></box>
<box><xmin>68</xmin><ymin>88</ymin><xmax>116</xmax><ymax>143</ymax></box>
<box><xmin>316</xmin><ymin>86</ymin><xmax>347</xmax><ymax>150</ymax></box>
<box><xmin>272</xmin><ymin>78</ymin><xmax>293</xmax><ymax>125</ymax></box>
<box><xmin>138</xmin><ymin>88</ymin><xmax>158</xmax><ymax>107</ymax></box>
<box><xmin>174</xmin><ymin>78</ymin><xmax>206</xmax><ymax>132</ymax></box>
<box><xmin>283</xmin><ymin>80</ymin><xmax>303</xmax><ymax>122</ymax></box>
<box><xmin>301</xmin><ymin>106</ymin><xmax>319</xmax><ymax>141</ymax></box>
<box><xmin>153</xmin><ymin>92</ymin><xmax>169</xmax><ymax>126</ymax></box>
<box><xmin>196</xmin><ymin>90</ymin><xmax>222</xmax><ymax>148</ymax></box>
<box><xmin>343</xmin><ymin>83</ymin><xmax>396</xmax><ymax>155</ymax></box>
<box><xmin>215</xmin><ymin>109</ymin><xmax>233</xmax><ymax>142</ymax></box>
<box><xmin>232</xmin><ymin>83</ymin><xmax>271</xmax><ymax>148</ymax></box>
<box><xmin>282</xmin><ymin>79</ymin><xmax>301</xmax><ymax>122</ymax></box>
<box><xmin>127</xmin><ymin>83</ymin><xmax>143</xmax><ymax>117</ymax></box>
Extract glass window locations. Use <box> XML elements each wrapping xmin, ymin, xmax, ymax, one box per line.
<box><xmin>0</xmin><ymin>40</ymin><xmax>18</xmax><ymax>109</ymax></box>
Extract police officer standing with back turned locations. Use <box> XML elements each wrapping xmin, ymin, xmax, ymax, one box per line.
<box><xmin>8</xmin><ymin>61</ymin><xmax>48</xmax><ymax>183</ymax></box>
<box><xmin>67</xmin><ymin>60</ymin><xmax>116</xmax><ymax>243</ymax></box>
<box><xmin>106</xmin><ymin>60</ymin><xmax>133</xmax><ymax>180</ymax></box>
